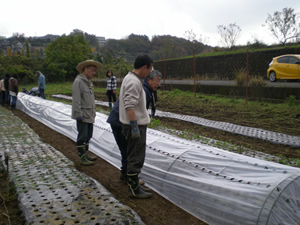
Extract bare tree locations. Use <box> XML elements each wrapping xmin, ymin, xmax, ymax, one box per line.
<box><xmin>184</xmin><ymin>29</ymin><xmax>208</xmax><ymax>54</ymax></box>
<box><xmin>217</xmin><ymin>23</ymin><xmax>241</xmax><ymax>48</ymax></box>
<box><xmin>264</xmin><ymin>7</ymin><xmax>300</xmax><ymax>45</ymax></box>
<box><xmin>184</xmin><ymin>29</ymin><xmax>206</xmax><ymax>97</ymax></box>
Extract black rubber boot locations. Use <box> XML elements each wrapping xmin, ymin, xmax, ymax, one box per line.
<box><xmin>127</xmin><ymin>174</ymin><xmax>152</xmax><ymax>199</ymax></box>
<box><xmin>120</xmin><ymin>171</ymin><xmax>127</xmax><ymax>183</ymax></box>
<box><xmin>85</xmin><ymin>144</ymin><xmax>97</xmax><ymax>161</ymax></box>
<box><xmin>77</xmin><ymin>145</ymin><xmax>94</xmax><ymax>166</ymax></box>
<box><xmin>140</xmin><ymin>185</ymin><xmax>151</xmax><ymax>193</ymax></box>
<box><xmin>109</xmin><ymin>102</ymin><xmax>112</xmax><ymax>112</ymax></box>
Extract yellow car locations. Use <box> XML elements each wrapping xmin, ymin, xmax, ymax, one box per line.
<box><xmin>267</xmin><ymin>54</ymin><xmax>300</xmax><ymax>82</ymax></box>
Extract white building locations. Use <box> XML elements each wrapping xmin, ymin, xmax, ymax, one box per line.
<box><xmin>96</xmin><ymin>36</ymin><xmax>106</xmax><ymax>46</ymax></box>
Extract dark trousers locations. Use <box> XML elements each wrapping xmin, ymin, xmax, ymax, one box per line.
<box><xmin>107</xmin><ymin>90</ymin><xmax>116</xmax><ymax>102</ymax></box>
<box><xmin>39</xmin><ymin>88</ymin><xmax>46</xmax><ymax>99</ymax></box>
<box><xmin>122</xmin><ymin>124</ymin><xmax>147</xmax><ymax>175</ymax></box>
<box><xmin>10</xmin><ymin>96</ymin><xmax>17</xmax><ymax>109</ymax></box>
<box><xmin>0</xmin><ymin>91</ymin><xmax>4</xmax><ymax>105</ymax></box>
<box><xmin>76</xmin><ymin>121</ymin><xmax>93</xmax><ymax>146</ymax></box>
<box><xmin>111</xmin><ymin>125</ymin><xmax>128</xmax><ymax>174</ymax></box>
<box><xmin>5</xmin><ymin>90</ymin><xmax>10</xmax><ymax>104</ymax></box>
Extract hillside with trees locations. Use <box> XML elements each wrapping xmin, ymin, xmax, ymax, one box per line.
<box><xmin>0</xmin><ymin>7</ymin><xmax>298</xmax><ymax>83</ymax></box>
<box><xmin>99</xmin><ymin>33</ymin><xmax>213</xmax><ymax>64</ymax></box>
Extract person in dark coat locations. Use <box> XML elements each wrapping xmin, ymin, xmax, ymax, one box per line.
<box><xmin>0</xmin><ymin>77</ymin><xmax>5</xmax><ymax>105</ymax></box>
<box><xmin>8</xmin><ymin>74</ymin><xmax>18</xmax><ymax>110</ymax></box>
<box><xmin>4</xmin><ymin>74</ymin><xmax>10</xmax><ymax>105</ymax></box>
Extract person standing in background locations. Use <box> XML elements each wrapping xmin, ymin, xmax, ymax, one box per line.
<box><xmin>0</xmin><ymin>76</ymin><xmax>5</xmax><ymax>105</ymax></box>
<box><xmin>8</xmin><ymin>74</ymin><xmax>18</xmax><ymax>110</ymax></box>
<box><xmin>143</xmin><ymin>70</ymin><xmax>161</xmax><ymax>118</ymax></box>
<box><xmin>72</xmin><ymin>59</ymin><xmax>102</xmax><ymax>166</ymax></box>
<box><xmin>36</xmin><ymin>71</ymin><xmax>46</xmax><ymax>99</ymax></box>
<box><xmin>4</xmin><ymin>74</ymin><xmax>10</xmax><ymax>105</ymax></box>
<box><xmin>106</xmin><ymin>70</ymin><xmax>117</xmax><ymax>111</ymax></box>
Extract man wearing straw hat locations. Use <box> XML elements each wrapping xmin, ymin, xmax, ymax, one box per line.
<box><xmin>72</xmin><ymin>59</ymin><xmax>102</xmax><ymax>166</ymax></box>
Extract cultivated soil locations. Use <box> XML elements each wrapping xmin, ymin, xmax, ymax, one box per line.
<box><xmin>1</xmin><ymin>91</ymin><xmax>300</xmax><ymax>225</ymax></box>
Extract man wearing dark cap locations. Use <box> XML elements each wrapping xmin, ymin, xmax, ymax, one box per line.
<box><xmin>119</xmin><ymin>54</ymin><xmax>154</xmax><ymax>198</ymax></box>
<box><xmin>71</xmin><ymin>59</ymin><xmax>102</xmax><ymax>166</ymax></box>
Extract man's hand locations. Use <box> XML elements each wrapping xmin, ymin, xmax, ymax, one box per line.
<box><xmin>113</xmin><ymin>90</ymin><xmax>116</xmax><ymax>94</ymax></box>
<box><xmin>130</xmin><ymin>120</ymin><xmax>140</xmax><ymax>139</ymax></box>
<box><xmin>76</xmin><ymin>116</ymin><xmax>83</xmax><ymax>121</ymax></box>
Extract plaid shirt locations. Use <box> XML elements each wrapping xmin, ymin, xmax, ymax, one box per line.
<box><xmin>106</xmin><ymin>76</ymin><xmax>117</xmax><ymax>90</ymax></box>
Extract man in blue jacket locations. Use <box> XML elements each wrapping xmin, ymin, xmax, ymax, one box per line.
<box><xmin>36</xmin><ymin>71</ymin><xmax>46</xmax><ymax>99</ymax></box>
<box><xmin>107</xmin><ymin>68</ymin><xmax>161</xmax><ymax>198</ymax></box>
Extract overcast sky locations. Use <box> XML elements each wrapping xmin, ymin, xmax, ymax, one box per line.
<box><xmin>1</xmin><ymin>0</ymin><xmax>299</xmax><ymax>47</ymax></box>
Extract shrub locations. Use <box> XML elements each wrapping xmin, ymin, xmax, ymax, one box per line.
<box><xmin>44</xmin><ymin>63</ymin><xmax>67</xmax><ymax>82</ymax></box>
<box><xmin>234</xmin><ymin>69</ymin><xmax>266</xmax><ymax>87</ymax></box>
<box><xmin>285</xmin><ymin>95</ymin><xmax>297</xmax><ymax>106</ymax></box>
<box><xmin>234</xmin><ymin>68</ymin><xmax>248</xmax><ymax>86</ymax></box>
<box><xmin>249</xmin><ymin>76</ymin><xmax>267</xmax><ymax>87</ymax></box>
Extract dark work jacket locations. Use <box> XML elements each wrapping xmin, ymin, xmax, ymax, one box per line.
<box><xmin>8</xmin><ymin>77</ymin><xmax>18</xmax><ymax>94</ymax></box>
<box><xmin>4</xmin><ymin>76</ymin><xmax>10</xmax><ymax>90</ymax></box>
<box><xmin>143</xmin><ymin>78</ymin><xmax>157</xmax><ymax>118</ymax></box>
<box><xmin>107</xmin><ymin>98</ymin><xmax>122</xmax><ymax>127</ymax></box>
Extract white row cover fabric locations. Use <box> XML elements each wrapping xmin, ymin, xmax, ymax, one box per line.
<box><xmin>52</xmin><ymin>94</ymin><xmax>300</xmax><ymax>148</ymax></box>
<box><xmin>16</xmin><ymin>93</ymin><xmax>300</xmax><ymax>225</ymax></box>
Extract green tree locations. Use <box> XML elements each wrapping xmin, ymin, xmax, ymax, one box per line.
<box><xmin>264</xmin><ymin>7</ymin><xmax>300</xmax><ymax>45</ymax></box>
<box><xmin>70</xmin><ymin>29</ymin><xmax>100</xmax><ymax>50</ymax></box>
<box><xmin>84</xmin><ymin>32</ymin><xmax>100</xmax><ymax>50</ymax></box>
<box><xmin>150</xmin><ymin>35</ymin><xmax>191</xmax><ymax>59</ymax></box>
<box><xmin>25</xmin><ymin>40</ymin><xmax>31</xmax><ymax>57</ymax></box>
<box><xmin>102</xmin><ymin>50</ymin><xmax>114</xmax><ymax>64</ymax></box>
<box><xmin>217</xmin><ymin>23</ymin><xmax>241</xmax><ymax>49</ymax></box>
<box><xmin>1</xmin><ymin>56</ymin><xmax>39</xmax><ymax>84</ymax></box>
<box><xmin>163</xmin><ymin>40</ymin><xmax>174</xmax><ymax>58</ymax></box>
<box><xmin>45</xmin><ymin>33</ymin><xmax>93</xmax><ymax>81</ymax></box>
<box><xmin>246</xmin><ymin>37</ymin><xmax>267</xmax><ymax>49</ymax></box>
<box><xmin>6</xmin><ymin>47</ymin><xmax>12</xmax><ymax>56</ymax></box>
<box><xmin>33</xmin><ymin>48</ymin><xmax>38</xmax><ymax>57</ymax></box>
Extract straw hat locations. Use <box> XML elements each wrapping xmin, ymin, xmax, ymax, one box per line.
<box><xmin>76</xmin><ymin>60</ymin><xmax>102</xmax><ymax>73</ymax></box>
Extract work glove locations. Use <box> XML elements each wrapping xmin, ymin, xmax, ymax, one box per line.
<box><xmin>113</xmin><ymin>90</ymin><xmax>116</xmax><ymax>94</ymax></box>
<box><xmin>76</xmin><ymin>116</ymin><xmax>83</xmax><ymax>121</ymax></box>
<box><xmin>130</xmin><ymin>120</ymin><xmax>140</xmax><ymax>139</ymax></box>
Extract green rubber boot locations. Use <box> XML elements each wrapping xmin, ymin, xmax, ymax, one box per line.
<box><xmin>77</xmin><ymin>145</ymin><xmax>94</xmax><ymax>166</ymax></box>
<box><xmin>85</xmin><ymin>144</ymin><xmax>97</xmax><ymax>161</ymax></box>
<box><xmin>127</xmin><ymin>173</ymin><xmax>152</xmax><ymax>199</ymax></box>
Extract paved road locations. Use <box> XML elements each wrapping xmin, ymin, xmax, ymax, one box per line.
<box><xmin>160</xmin><ymin>79</ymin><xmax>300</xmax><ymax>88</ymax></box>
